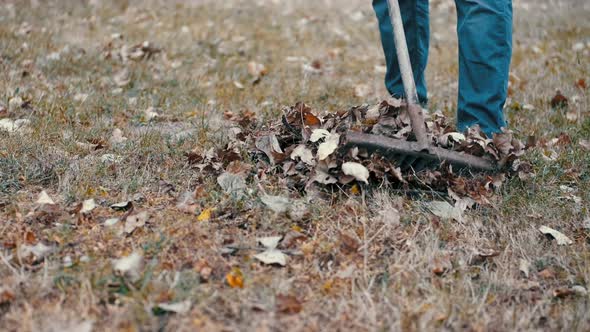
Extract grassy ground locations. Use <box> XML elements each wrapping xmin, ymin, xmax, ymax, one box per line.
<box><xmin>1</xmin><ymin>0</ymin><xmax>589</xmax><ymax>331</ymax></box>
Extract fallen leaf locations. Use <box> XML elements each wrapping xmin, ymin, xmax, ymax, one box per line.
<box><xmin>253</xmin><ymin>249</ymin><xmax>287</xmax><ymax>266</ymax></box>
<box><xmin>310</xmin><ymin>129</ymin><xmax>330</xmax><ymax>143</ymax></box>
<box><xmin>0</xmin><ymin>287</ymin><xmax>15</xmax><ymax>305</ymax></box>
<box><xmin>287</xmin><ymin>200</ymin><xmax>308</xmax><ymax>221</ymax></box>
<box><xmin>255</xmin><ymin>134</ymin><xmax>283</xmax><ymax>164</ymax></box>
<box><xmin>247</xmin><ymin>61</ymin><xmax>267</xmax><ymax>77</ymax></box>
<box><xmin>113</xmin><ymin>68</ymin><xmax>131</xmax><ymax>87</ymax></box>
<box><xmin>439</xmin><ymin>132</ymin><xmax>466</xmax><ymax>147</ymax></box>
<box><xmin>233</xmin><ymin>81</ymin><xmax>244</xmax><ymax>89</ymax></box>
<box><xmin>566</xmin><ymin>111</ymin><xmax>578</xmax><ymax>121</ymax></box>
<box><xmin>197</xmin><ymin>208</ymin><xmax>213</xmax><ymax>222</ymax></box>
<box><xmin>36</xmin><ymin>191</ymin><xmax>55</xmax><ymax>205</ymax></box>
<box><xmin>302</xmin><ymin>63</ymin><xmax>322</xmax><ymax>74</ymax></box>
<box><xmin>110</xmin><ymin>201</ymin><xmax>132</xmax><ymax>211</ymax></box>
<box><xmin>276</xmin><ymin>294</ymin><xmax>303</xmax><ymax>314</ymax></box>
<box><xmin>261</xmin><ymin>195</ymin><xmax>291</xmax><ymax>214</ymax></box>
<box><xmin>550</xmin><ymin>91</ymin><xmax>568</xmax><ymax>109</ymax></box>
<box><xmin>539</xmin><ymin>225</ymin><xmax>573</xmax><ymax>245</ymax></box>
<box><xmin>104</xmin><ymin>218</ymin><xmax>119</xmax><ymax>226</ymax></box>
<box><xmin>553</xmin><ymin>288</ymin><xmax>575</xmax><ymax>298</ymax></box>
<box><xmin>80</xmin><ymin>199</ymin><xmax>97</xmax><ymax>214</ymax></box>
<box><xmin>425</xmin><ymin>201</ymin><xmax>463</xmax><ymax>222</ymax></box>
<box><xmin>290</xmin><ymin>145</ymin><xmax>315</xmax><ymax>166</ymax></box>
<box><xmin>109</xmin><ymin>128</ymin><xmax>128</xmax><ymax>145</ymax></box>
<box><xmin>303</xmin><ymin>112</ymin><xmax>321</xmax><ymax>127</ymax></box>
<box><xmin>431</xmin><ymin>254</ymin><xmax>452</xmax><ymax>276</ymax></box>
<box><xmin>8</xmin><ymin>96</ymin><xmax>23</xmax><ymax>111</ymax></box>
<box><xmin>124</xmin><ymin>211</ymin><xmax>150</xmax><ymax>234</ymax></box>
<box><xmin>176</xmin><ymin>191</ymin><xmax>198</xmax><ymax>214</ymax></box>
<box><xmin>19</xmin><ymin>242</ymin><xmax>53</xmax><ymax>260</ymax></box>
<box><xmin>339</xmin><ymin>232</ymin><xmax>359</xmax><ymax>254</ymax></box>
<box><xmin>365</xmin><ymin>103</ymin><xmax>381</xmax><ymax>120</ymax></box>
<box><xmin>350</xmin><ymin>183</ymin><xmax>361</xmax><ymax>195</ymax></box>
<box><xmin>572</xmin><ymin>285</ymin><xmax>588</xmax><ymax>296</ymax></box>
<box><xmin>156</xmin><ymin>300</ymin><xmax>192</xmax><ymax>314</ymax></box>
<box><xmin>0</xmin><ymin>118</ymin><xmax>30</xmax><ymax>133</ymax></box>
<box><xmin>217</xmin><ymin>172</ymin><xmax>247</xmax><ymax>197</ymax></box>
<box><xmin>312</xmin><ymin>168</ymin><xmax>338</xmax><ymax>185</ymax></box>
<box><xmin>226</xmin><ymin>267</ymin><xmax>244</xmax><ymax>288</ymax></box>
<box><xmin>258</xmin><ymin>236</ymin><xmax>282</xmax><ymax>249</ymax></box>
<box><xmin>335</xmin><ymin>265</ymin><xmax>356</xmax><ymax>279</ymax></box>
<box><xmin>317</xmin><ymin>132</ymin><xmax>340</xmax><ymax>160</ymax></box>
<box><xmin>143</xmin><ymin>107</ymin><xmax>160</xmax><ymax>121</ymax></box>
<box><xmin>538</xmin><ymin>268</ymin><xmax>556</xmax><ymax>279</ymax></box>
<box><xmin>469</xmin><ymin>248</ymin><xmax>501</xmax><ymax>265</ymax></box>
<box><xmin>255</xmin><ymin>236</ymin><xmax>287</xmax><ymax>266</ymax></box>
<box><xmin>76</xmin><ymin>141</ymin><xmax>99</xmax><ymax>150</ymax></box>
<box><xmin>341</xmin><ymin>162</ymin><xmax>369</xmax><ymax>184</ymax></box>
<box><xmin>519</xmin><ymin>259</ymin><xmax>531</xmax><ymax>278</ymax></box>
<box><xmin>73</xmin><ymin>93</ymin><xmax>89</xmax><ymax>103</ymax></box>
<box><xmin>579</xmin><ymin>140</ymin><xmax>590</xmax><ymax>151</ymax></box>
<box><xmin>113</xmin><ymin>251</ymin><xmax>143</xmax><ymax>280</ymax></box>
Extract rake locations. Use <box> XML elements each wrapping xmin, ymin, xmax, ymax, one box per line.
<box><xmin>344</xmin><ymin>0</ymin><xmax>496</xmax><ymax>173</ymax></box>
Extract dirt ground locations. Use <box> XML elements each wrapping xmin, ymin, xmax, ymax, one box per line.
<box><xmin>1</xmin><ymin>0</ymin><xmax>589</xmax><ymax>331</ymax></box>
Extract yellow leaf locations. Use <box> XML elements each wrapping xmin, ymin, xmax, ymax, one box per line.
<box><xmin>322</xmin><ymin>279</ymin><xmax>334</xmax><ymax>293</ymax></box>
<box><xmin>291</xmin><ymin>225</ymin><xmax>303</xmax><ymax>232</ymax></box>
<box><xmin>350</xmin><ymin>184</ymin><xmax>360</xmax><ymax>195</ymax></box>
<box><xmin>226</xmin><ymin>267</ymin><xmax>244</xmax><ymax>288</ymax></box>
<box><xmin>197</xmin><ymin>208</ymin><xmax>213</xmax><ymax>222</ymax></box>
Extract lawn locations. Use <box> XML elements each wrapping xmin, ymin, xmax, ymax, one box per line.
<box><xmin>1</xmin><ymin>0</ymin><xmax>589</xmax><ymax>331</ymax></box>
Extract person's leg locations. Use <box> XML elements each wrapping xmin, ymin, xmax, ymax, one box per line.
<box><xmin>455</xmin><ymin>0</ymin><xmax>512</xmax><ymax>136</ymax></box>
<box><xmin>373</xmin><ymin>0</ymin><xmax>429</xmax><ymax>104</ymax></box>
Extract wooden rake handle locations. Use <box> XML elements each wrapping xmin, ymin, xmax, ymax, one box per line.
<box><xmin>386</xmin><ymin>0</ymin><xmax>429</xmax><ymax>149</ymax></box>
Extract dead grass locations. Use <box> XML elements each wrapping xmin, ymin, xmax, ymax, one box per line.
<box><xmin>1</xmin><ymin>0</ymin><xmax>589</xmax><ymax>331</ymax></box>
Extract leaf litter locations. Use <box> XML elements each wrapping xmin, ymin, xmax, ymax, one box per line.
<box><xmin>231</xmin><ymin>100</ymin><xmax>531</xmax><ymax>206</ymax></box>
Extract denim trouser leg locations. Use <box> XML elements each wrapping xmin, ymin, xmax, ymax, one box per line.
<box><xmin>456</xmin><ymin>0</ymin><xmax>512</xmax><ymax>136</ymax></box>
<box><xmin>372</xmin><ymin>0</ymin><xmax>429</xmax><ymax>104</ymax></box>
<box><xmin>373</xmin><ymin>0</ymin><xmax>512</xmax><ymax>136</ymax></box>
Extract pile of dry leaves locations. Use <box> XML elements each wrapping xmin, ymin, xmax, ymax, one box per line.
<box><xmin>192</xmin><ymin>100</ymin><xmax>533</xmax><ymax>205</ymax></box>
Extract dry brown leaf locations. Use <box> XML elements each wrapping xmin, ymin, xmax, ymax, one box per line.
<box><xmin>0</xmin><ymin>288</ymin><xmax>15</xmax><ymax>305</ymax></box>
<box><xmin>124</xmin><ymin>211</ymin><xmax>150</xmax><ymax>234</ymax></box>
<box><xmin>276</xmin><ymin>294</ymin><xmax>303</xmax><ymax>314</ymax></box>
<box><xmin>255</xmin><ymin>134</ymin><xmax>283</xmax><ymax>164</ymax></box>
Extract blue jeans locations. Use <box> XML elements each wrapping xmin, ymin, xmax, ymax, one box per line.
<box><xmin>373</xmin><ymin>0</ymin><xmax>512</xmax><ymax>136</ymax></box>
